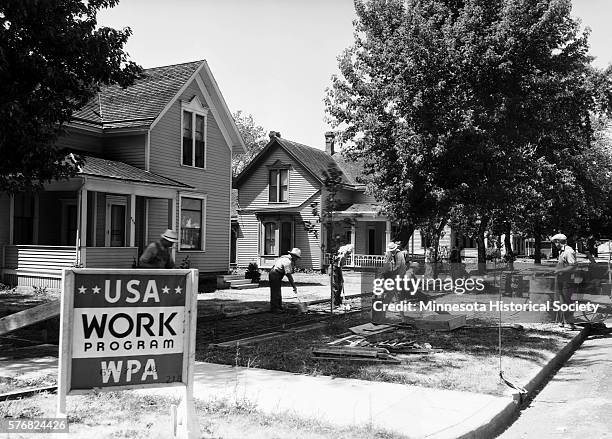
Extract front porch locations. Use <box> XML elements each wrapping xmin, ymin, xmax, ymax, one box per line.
<box><xmin>0</xmin><ymin>157</ymin><xmax>192</xmax><ymax>290</ymax></box>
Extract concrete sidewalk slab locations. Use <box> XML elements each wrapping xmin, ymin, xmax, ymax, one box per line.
<box><xmin>187</xmin><ymin>362</ymin><xmax>509</xmax><ymax>439</ymax></box>
<box><xmin>0</xmin><ymin>356</ymin><xmax>509</xmax><ymax>439</ymax></box>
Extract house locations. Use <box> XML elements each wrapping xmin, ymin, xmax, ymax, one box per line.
<box><xmin>0</xmin><ymin>60</ymin><xmax>245</xmax><ymax>289</ymax></box>
<box><xmin>234</xmin><ymin>132</ymin><xmax>457</xmax><ymax>270</ymax></box>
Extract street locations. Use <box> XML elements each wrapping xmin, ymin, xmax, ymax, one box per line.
<box><xmin>498</xmin><ymin>326</ymin><xmax>612</xmax><ymax>438</ymax></box>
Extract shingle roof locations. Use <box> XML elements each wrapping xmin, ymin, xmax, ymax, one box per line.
<box><xmin>72</xmin><ymin>60</ymin><xmax>203</xmax><ymax>129</ymax></box>
<box><xmin>78</xmin><ymin>155</ymin><xmax>193</xmax><ymax>188</ymax></box>
<box><xmin>334</xmin><ymin>202</ymin><xmax>381</xmax><ymax>215</ymax></box>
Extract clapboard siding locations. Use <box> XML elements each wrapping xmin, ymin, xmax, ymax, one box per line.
<box><xmin>103</xmin><ymin>134</ymin><xmax>146</xmax><ymax>169</ymax></box>
<box><xmin>55</xmin><ymin>130</ymin><xmax>103</xmax><ymax>155</ymax></box>
<box><xmin>235</xmin><ymin>213</ymin><xmax>259</xmax><ymax>267</ymax></box>
<box><xmin>4</xmin><ymin>245</ymin><xmax>76</xmax><ymax>277</ymax></box>
<box><xmin>84</xmin><ymin>247</ymin><xmax>138</xmax><ymax>268</ymax></box>
<box><xmin>149</xmin><ymin>72</ymin><xmax>231</xmax><ymax>273</ymax></box>
<box><xmin>147</xmin><ymin>198</ymin><xmax>171</xmax><ymax>244</ymax></box>
<box><xmin>238</xmin><ymin>146</ymin><xmax>320</xmax><ymax>210</ymax></box>
<box><xmin>294</xmin><ymin>193</ymin><xmax>322</xmax><ymax>269</ymax></box>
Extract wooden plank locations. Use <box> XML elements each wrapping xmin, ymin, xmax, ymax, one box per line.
<box><xmin>312</xmin><ymin>346</ymin><xmax>388</xmax><ymax>358</ymax></box>
<box><xmin>413</xmin><ymin>314</ymin><xmax>466</xmax><ymax>331</ymax></box>
<box><xmin>0</xmin><ymin>386</ymin><xmax>58</xmax><ymax>402</ymax></box>
<box><xmin>0</xmin><ymin>300</ymin><xmax>61</xmax><ymax>336</ymax></box>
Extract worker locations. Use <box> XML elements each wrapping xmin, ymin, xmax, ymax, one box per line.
<box><xmin>551</xmin><ymin>233</ymin><xmax>577</xmax><ymax>329</ymax></box>
<box><xmin>373</xmin><ymin>242</ymin><xmax>407</xmax><ymax>323</ymax></box>
<box><xmin>268</xmin><ymin>248</ymin><xmax>301</xmax><ymax>312</ymax></box>
<box><xmin>139</xmin><ymin>229</ymin><xmax>177</xmax><ymax>269</ymax></box>
<box><xmin>332</xmin><ymin>244</ymin><xmax>354</xmax><ymax>308</ymax></box>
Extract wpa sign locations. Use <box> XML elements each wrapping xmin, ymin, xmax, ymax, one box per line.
<box><xmin>58</xmin><ymin>268</ymin><xmax>198</xmax><ymax>393</ymax></box>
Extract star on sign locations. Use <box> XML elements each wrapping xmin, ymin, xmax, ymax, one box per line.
<box><xmin>92</xmin><ymin>286</ymin><xmax>101</xmax><ymax>294</ymax></box>
<box><xmin>174</xmin><ymin>285</ymin><xmax>182</xmax><ymax>294</ymax></box>
<box><xmin>78</xmin><ymin>285</ymin><xmax>87</xmax><ymax>294</ymax></box>
<box><xmin>162</xmin><ymin>286</ymin><xmax>170</xmax><ymax>294</ymax></box>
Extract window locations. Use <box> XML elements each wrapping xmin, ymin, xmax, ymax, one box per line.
<box><xmin>264</xmin><ymin>222</ymin><xmax>277</xmax><ymax>255</ymax></box>
<box><xmin>262</xmin><ymin>220</ymin><xmax>293</xmax><ymax>256</ymax></box>
<box><xmin>180</xmin><ymin>196</ymin><xmax>206</xmax><ymax>250</ymax></box>
<box><xmin>269</xmin><ymin>169</ymin><xmax>288</xmax><ymax>202</ymax></box>
<box><xmin>181</xmin><ymin>97</ymin><xmax>208</xmax><ymax>168</ymax></box>
<box><xmin>13</xmin><ymin>194</ymin><xmax>34</xmax><ymax>245</ymax></box>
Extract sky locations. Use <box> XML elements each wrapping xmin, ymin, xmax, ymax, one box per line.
<box><xmin>98</xmin><ymin>0</ymin><xmax>612</xmax><ymax>150</ymax></box>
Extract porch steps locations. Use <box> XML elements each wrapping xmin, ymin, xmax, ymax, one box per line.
<box><xmin>216</xmin><ymin>274</ymin><xmax>259</xmax><ymax>290</ymax></box>
<box><xmin>230</xmin><ymin>283</ymin><xmax>259</xmax><ymax>290</ymax></box>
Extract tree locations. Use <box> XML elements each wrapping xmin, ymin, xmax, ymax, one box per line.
<box><xmin>0</xmin><ymin>0</ymin><xmax>142</xmax><ymax>193</ymax></box>
<box><xmin>326</xmin><ymin>0</ymin><xmax>611</xmax><ymax>265</ymax></box>
<box><xmin>232</xmin><ymin>111</ymin><xmax>268</xmax><ymax>176</ymax></box>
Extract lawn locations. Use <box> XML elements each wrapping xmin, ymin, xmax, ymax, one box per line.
<box><xmin>199</xmin><ymin>316</ymin><xmax>575</xmax><ymax>396</ymax></box>
<box><xmin>0</xmin><ymin>387</ymin><xmax>403</xmax><ymax>439</ymax></box>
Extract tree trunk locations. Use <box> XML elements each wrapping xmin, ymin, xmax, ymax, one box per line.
<box><xmin>504</xmin><ymin>222</ymin><xmax>514</xmax><ymax>270</ymax></box>
<box><xmin>476</xmin><ymin>215</ymin><xmax>489</xmax><ymax>272</ymax></box>
<box><xmin>431</xmin><ymin>217</ymin><xmax>448</xmax><ymax>279</ymax></box>
<box><xmin>396</xmin><ymin>221</ymin><xmax>415</xmax><ymax>250</ymax></box>
<box><xmin>534</xmin><ymin>221</ymin><xmax>542</xmax><ymax>265</ymax></box>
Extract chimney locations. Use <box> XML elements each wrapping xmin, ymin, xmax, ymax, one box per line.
<box><xmin>269</xmin><ymin>131</ymin><xmax>281</xmax><ymax>139</ymax></box>
<box><xmin>325</xmin><ymin>131</ymin><xmax>335</xmax><ymax>155</ymax></box>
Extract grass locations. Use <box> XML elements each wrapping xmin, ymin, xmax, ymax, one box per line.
<box><xmin>0</xmin><ymin>390</ymin><xmax>405</xmax><ymax>439</ymax></box>
<box><xmin>199</xmin><ymin>317</ymin><xmax>575</xmax><ymax>396</ymax></box>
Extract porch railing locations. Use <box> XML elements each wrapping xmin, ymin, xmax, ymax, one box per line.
<box><xmin>325</xmin><ymin>253</ymin><xmax>386</xmax><ymax>268</ymax></box>
<box><xmin>3</xmin><ymin>245</ymin><xmax>77</xmax><ymax>278</ymax></box>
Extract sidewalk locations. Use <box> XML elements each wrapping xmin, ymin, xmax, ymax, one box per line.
<box><xmin>0</xmin><ymin>356</ymin><xmax>509</xmax><ymax>439</ymax></box>
<box><xmin>498</xmin><ymin>326</ymin><xmax>612</xmax><ymax>438</ymax></box>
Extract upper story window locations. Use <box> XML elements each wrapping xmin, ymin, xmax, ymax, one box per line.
<box><xmin>181</xmin><ymin>97</ymin><xmax>208</xmax><ymax>169</ymax></box>
<box><xmin>269</xmin><ymin>169</ymin><xmax>289</xmax><ymax>202</ymax></box>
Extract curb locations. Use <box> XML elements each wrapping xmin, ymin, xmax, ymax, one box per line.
<box><xmin>455</xmin><ymin>325</ymin><xmax>590</xmax><ymax>439</ymax></box>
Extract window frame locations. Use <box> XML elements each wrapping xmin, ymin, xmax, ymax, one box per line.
<box><xmin>179</xmin><ymin>194</ymin><xmax>207</xmax><ymax>252</ymax></box>
<box><xmin>260</xmin><ymin>219</ymin><xmax>294</xmax><ymax>257</ymax></box>
<box><xmin>181</xmin><ymin>97</ymin><xmax>208</xmax><ymax>170</ymax></box>
<box><xmin>268</xmin><ymin>168</ymin><xmax>289</xmax><ymax>203</ymax></box>
<box><xmin>105</xmin><ymin>195</ymin><xmax>128</xmax><ymax>247</ymax></box>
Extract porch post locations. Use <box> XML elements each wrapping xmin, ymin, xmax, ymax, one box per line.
<box><xmin>385</xmin><ymin>220</ymin><xmax>391</xmax><ymax>248</ymax></box>
<box><xmin>129</xmin><ymin>193</ymin><xmax>136</xmax><ymax>247</ymax></box>
<box><xmin>170</xmin><ymin>194</ymin><xmax>177</xmax><ymax>261</ymax></box>
<box><xmin>79</xmin><ymin>187</ymin><xmax>88</xmax><ymax>266</ymax></box>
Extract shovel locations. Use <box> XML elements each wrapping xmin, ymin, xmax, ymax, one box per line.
<box><xmin>293</xmin><ymin>289</ymin><xmax>308</xmax><ymax>314</ymax></box>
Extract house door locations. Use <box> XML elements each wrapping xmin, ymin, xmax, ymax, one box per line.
<box><xmin>280</xmin><ymin>221</ymin><xmax>293</xmax><ymax>255</ymax></box>
<box><xmin>368</xmin><ymin>227</ymin><xmax>376</xmax><ymax>255</ymax></box>
<box><xmin>106</xmin><ymin>196</ymin><xmax>127</xmax><ymax>247</ymax></box>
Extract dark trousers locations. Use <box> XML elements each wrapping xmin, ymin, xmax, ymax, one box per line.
<box><xmin>269</xmin><ymin>270</ymin><xmax>283</xmax><ymax>311</ymax></box>
<box><xmin>332</xmin><ymin>266</ymin><xmax>344</xmax><ymax>305</ymax></box>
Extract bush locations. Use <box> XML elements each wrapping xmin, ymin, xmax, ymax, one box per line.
<box><xmin>245</xmin><ymin>262</ymin><xmax>261</xmax><ymax>282</ymax></box>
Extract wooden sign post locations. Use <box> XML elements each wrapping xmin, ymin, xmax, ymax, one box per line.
<box><xmin>57</xmin><ymin>268</ymin><xmax>200</xmax><ymax>438</ymax></box>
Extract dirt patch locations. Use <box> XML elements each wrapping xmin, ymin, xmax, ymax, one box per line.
<box><xmin>199</xmin><ymin>318</ymin><xmax>574</xmax><ymax>396</ymax></box>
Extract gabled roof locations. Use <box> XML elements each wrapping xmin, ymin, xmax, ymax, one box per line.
<box><xmin>70</xmin><ymin>60</ymin><xmax>246</xmax><ymax>153</ymax></box>
<box><xmin>78</xmin><ymin>155</ymin><xmax>193</xmax><ymax>189</ymax></box>
<box><xmin>72</xmin><ymin>61</ymin><xmax>203</xmax><ymax>129</ymax></box>
<box><xmin>235</xmin><ymin>135</ymin><xmax>359</xmax><ymax>187</ymax></box>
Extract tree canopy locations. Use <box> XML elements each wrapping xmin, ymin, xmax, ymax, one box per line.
<box><xmin>326</xmin><ymin>0</ymin><xmax>612</xmax><ymax>262</ymax></box>
<box><xmin>0</xmin><ymin>0</ymin><xmax>141</xmax><ymax>193</ymax></box>
<box><xmin>232</xmin><ymin>110</ymin><xmax>268</xmax><ymax>176</ymax></box>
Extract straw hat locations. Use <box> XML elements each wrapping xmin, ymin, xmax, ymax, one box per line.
<box><xmin>160</xmin><ymin>229</ymin><xmax>179</xmax><ymax>243</ymax></box>
<box><xmin>288</xmin><ymin>248</ymin><xmax>302</xmax><ymax>258</ymax></box>
<box><xmin>550</xmin><ymin>233</ymin><xmax>567</xmax><ymax>242</ymax></box>
<box><xmin>386</xmin><ymin>242</ymin><xmax>398</xmax><ymax>252</ymax></box>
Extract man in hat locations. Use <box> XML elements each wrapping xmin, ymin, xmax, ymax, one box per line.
<box><xmin>268</xmin><ymin>248</ymin><xmax>301</xmax><ymax>312</ymax></box>
<box><xmin>551</xmin><ymin>233</ymin><xmax>577</xmax><ymax>329</ymax></box>
<box><xmin>332</xmin><ymin>244</ymin><xmax>354</xmax><ymax>308</ymax></box>
<box><xmin>139</xmin><ymin>229</ymin><xmax>178</xmax><ymax>269</ymax></box>
<box><xmin>373</xmin><ymin>242</ymin><xmax>407</xmax><ymax>322</ymax></box>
